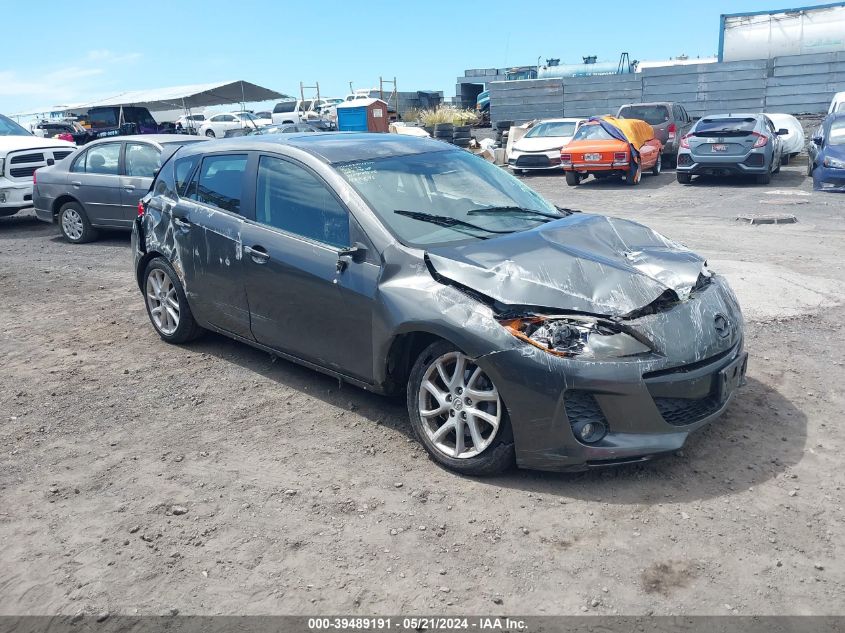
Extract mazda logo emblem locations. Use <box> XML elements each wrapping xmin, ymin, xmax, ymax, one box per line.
<box><xmin>714</xmin><ymin>314</ymin><xmax>731</xmax><ymax>338</ymax></box>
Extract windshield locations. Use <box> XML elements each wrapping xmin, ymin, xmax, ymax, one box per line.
<box><xmin>618</xmin><ymin>105</ymin><xmax>669</xmax><ymax>125</ymax></box>
<box><xmin>336</xmin><ymin>150</ymin><xmax>561</xmax><ymax>247</ymax></box>
<box><xmin>125</xmin><ymin>107</ymin><xmax>157</xmax><ymax>127</ymax></box>
<box><xmin>525</xmin><ymin>121</ymin><xmax>578</xmax><ymax>138</ymax></box>
<box><xmin>0</xmin><ymin>115</ymin><xmax>32</xmax><ymax>136</ymax></box>
<box><xmin>694</xmin><ymin>118</ymin><xmax>756</xmax><ymax>134</ymax></box>
<box><xmin>273</xmin><ymin>101</ymin><xmax>296</xmax><ymax>113</ymax></box>
<box><xmin>830</xmin><ymin>120</ymin><xmax>845</xmax><ymax>145</ymax></box>
<box><xmin>571</xmin><ymin>124</ymin><xmax>613</xmax><ymax>141</ymax></box>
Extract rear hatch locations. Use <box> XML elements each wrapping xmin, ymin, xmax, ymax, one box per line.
<box><xmin>618</xmin><ymin>104</ymin><xmax>671</xmax><ymax>143</ymax></box>
<box><xmin>689</xmin><ymin>117</ymin><xmax>758</xmax><ymax>157</ymax></box>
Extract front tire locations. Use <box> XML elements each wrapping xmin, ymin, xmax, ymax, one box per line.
<box><xmin>142</xmin><ymin>257</ymin><xmax>204</xmax><ymax>344</ymax></box>
<box><xmin>407</xmin><ymin>341</ymin><xmax>514</xmax><ymax>476</ymax></box>
<box><xmin>204</xmin><ymin>129</ymin><xmax>215</xmax><ymax>138</ymax></box>
<box><xmin>565</xmin><ymin>171</ymin><xmax>581</xmax><ymax>186</ymax></box>
<box><xmin>59</xmin><ymin>202</ymin><xmax>98</xmax><ymax>243</ymax></box>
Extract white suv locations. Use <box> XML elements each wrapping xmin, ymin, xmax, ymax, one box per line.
<box><xmin>1</xmin><ymin>114</ymin><xmax>75</xmax><ymax>217</ymax></box>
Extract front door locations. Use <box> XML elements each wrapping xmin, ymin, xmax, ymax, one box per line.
<box><xmin>71</xmin><ymin>142</ymin><xmax>125</xmax><ymax>226</ymax></box>
<box><xmin>240</xmin><ymin>154</ymin><xmax>377</xmax><ymax>381</ymax></box>
<box><xmin>120</xmin><ymin>141</ymin><xmax>161</xmax><ymax>220</ymax></box>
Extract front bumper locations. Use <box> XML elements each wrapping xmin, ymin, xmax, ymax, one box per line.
<box><xmin>508</xmin><ymin>150</ymin><xmax>562</xmax><ymax>171</ymax></box>
<box><xmin>0</xmin><ymin>178</ymin><xmax>34</xmax><ymax>212</ymax></box>
<box><xmin>479</xmin><ymin>279</ymin><xmax>747</xmax><ymax>471</ymax></box>
<box><xmin>813</xmin><ymin>166</ymin><xmax>845</xmax><ymax>192</ymax></box>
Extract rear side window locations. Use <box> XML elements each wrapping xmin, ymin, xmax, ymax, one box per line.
<box><xmin>273</xmin><ymin>101</ymin><xmax>296</xmax><ymax>113</ymax></box>
<box><xmin>189</xmin><ymin>154</ymin><xmax>248</xmax><ymax>214</ymax></box>
<box><xmin>255</xmin><ymin>155</ymin><xmax>350</xmax><ymax>247</ymax></box>
<box><xmin>125</xmin><ymin>143</ymin><xmax>161</xmax><ymax>178</ymax></box>
<box><xmin>174</xmin><ymin>155</ymin><xmax>200</xmax><ymax>195</ymax></box>
<box><xmin>618</xmin><ymin>105</ymin><xmax>670</xmax><ymax>125</ymax></box>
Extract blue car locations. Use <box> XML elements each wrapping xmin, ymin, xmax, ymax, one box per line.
<box><xmin>808</xmin><ymin>113</ymin><xmax>845</xmax><ymax>192</ymax></box>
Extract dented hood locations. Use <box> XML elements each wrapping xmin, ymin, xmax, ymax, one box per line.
<box><xmin>425</xmin><ymin>213</ymin><xmax>707</xmax><ymax>317</ymax></box>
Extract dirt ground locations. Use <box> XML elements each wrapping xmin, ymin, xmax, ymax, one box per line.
<box><xmin>1</xmin><ymin>162</ymin><xmax>843</xmax><ymax>617</ymax></box>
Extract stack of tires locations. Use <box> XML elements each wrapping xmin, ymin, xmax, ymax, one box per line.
<box><xmin>433</xmin><ymin>123</ymin><xmax>453</xmax><ymax>143</ymax></box>
<box><xmin>452</xmin><ymin>125</ymin><xmax>471</xmax><ymax>148</ymax></box>
<box><xmin>494</xmin><ymin>120</ymin><xmax>513</xmax><ymax>148</ymax></box>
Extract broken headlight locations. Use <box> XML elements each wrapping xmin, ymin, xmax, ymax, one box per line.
<box><xmin>499</xmin><ymin>316</ymin><xmax>651</xmax><ymax>359</ymax></box>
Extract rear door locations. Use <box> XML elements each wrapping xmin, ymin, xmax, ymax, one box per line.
<box><xmin>70</xmin><ymin>142</ymin><xmax>125</xmax><ymax>226</ymax></box>
<box><xmin>240</xmin><ymin>153</ymin><xmax>378</xmax><ymax>381</ymax></box>
<box><xmin>120</xmin><ymin>141</ymin><xmax>162</xmax><ymax>220</ymax></box>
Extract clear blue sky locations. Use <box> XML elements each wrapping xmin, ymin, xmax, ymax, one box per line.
<box><xmin>0</xmin><ymin>0</ymin><xmax>826</xmax><ymax>114</ymax></box>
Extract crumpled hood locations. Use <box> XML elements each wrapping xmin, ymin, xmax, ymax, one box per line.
<box><xmin>425</xmin><ymin>213</ymin><xmax>708</xmax><ymax>317</ymax></box>
<box><xmin>512</xmin><ymin>135</ymin><xmax>574</xmax><ymax>153</ymax></box>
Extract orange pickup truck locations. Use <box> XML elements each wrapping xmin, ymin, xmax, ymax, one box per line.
<box><xmin>560</xmin><ymin>116</ymin><xmax>663</xmax><ymax>186</ymax></box>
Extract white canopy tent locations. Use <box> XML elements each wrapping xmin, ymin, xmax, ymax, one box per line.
<box><xmin>70</xmin><ymin>80</ymin><xmax>289</xmax><ymax>112</ymax></box>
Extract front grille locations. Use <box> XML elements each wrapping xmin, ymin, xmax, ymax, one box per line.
<box><xmin>744</xmin><ymin>153</ymin><xmax>764</xmax><ymax>167</ymax></box>
<box><xmin>52</xmin><ymin>150</ymin><xmax>72</xmax><ymax>160</ymax></box>
<box><xmin>10</xmin><ymin>152</ymin><xmax>44</xmax><ymax>164</ymax></box>
<box><xmin>10</xmin><ymin>166</ymin><xmax>38</xmax><ymax>178</ymax></box>
<box><xmin>654</xmin><ymin>394</ymin><xmax>722</xmax><ymax>426</ymax></box>
<box><xmin>564</xmin><ymin>391</ymin><xmax>608</xmax><ymax>426</ymax></box>
<box><xmin>516</xmin><ymin>154</ymin><xmax>551</xmax><ymax>167</ymax></box>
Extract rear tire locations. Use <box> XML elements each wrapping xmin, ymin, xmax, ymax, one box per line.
<box><xmin>625</xmin><ymin>164</ymin><xmax>641</xmax><ymax>185</ymax></box>
<box><xmin>205</xmin><ymin>129</ymin><xmax>215</xmax><ymax>138</ymax></box>
<box><xmin>142</xmin><ymin>257</ymin><xmax>204</xmax><ymax>344</ymax></box>
<box><xmin>407</xmin><ymin>341</ymin><xmax>515</xmax><ymax>476</ymax></box>
<box><xmin>651</xmin><ymin>153</ymin><xmax>663</xmax><ymax>176</ymax></box>
<box><xmin>757</xmin><ymin>171</ymin><xmax>772</xmax><ymax>185</ymax></box>
<box><xmin>676</xmin><ymin>172</ymin><xmax>692</xmax><ymax>184</ymax></box>
<box><xmin>807</xmin><ymin>157</ymin><xmax>814</xmax><ymax>177</ymax></box>
<box><xmin>59</xmin><ymin>202</ymin><xmax>98</xmax><ymax>244</ymax></box>
<box><xmin>565</xmin><ymin>171</ymin><xmax>580</xmax><ymax>186</ymax></box>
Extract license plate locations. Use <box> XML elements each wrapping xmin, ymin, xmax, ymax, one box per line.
<box><xmin>717</xmin><ymin>352</ymin><xmax>748</xmax><ymax>404</ymax></box>
<box><xmin>712</xmin><ymin>144</ymin><xmax>728</xmax><ymax>152</ymax></box>
<box><xmin>584</xmin><ymin>153</ymin><xmax>601</xmax><ymax>161</ymax></box>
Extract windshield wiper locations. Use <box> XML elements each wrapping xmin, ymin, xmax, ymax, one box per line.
<box><xmin>466</xmin><ymin>205</ymin><xmax>564</xmax><ymax>220</ymax></box>
<box><xmin>394</xmin><ymin>210</ymin><xmax>515</xmax><ymax>236</ymax></box>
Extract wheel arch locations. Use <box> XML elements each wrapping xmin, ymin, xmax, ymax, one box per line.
<box><xmin>53</xmin><ymin>194</ymin><xmax>83</xmax><ymax>218</ymax></box>
<box><xmin>381</xmin><ymin>328</ymin><xmax>474</xmax><ymax>396</ymax></box>
<box><xmin>135</xmin><ymin>249</ymin><xmax>166</xmax><ymax>291</ymax></box>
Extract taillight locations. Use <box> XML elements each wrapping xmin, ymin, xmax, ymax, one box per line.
<box><xmin>560</xmin><ymin>153</ymin><xmax>571</xmax><ymax>162</ymax></box>
<box><xmin>667</xmin><ymin>122</ymin><xmax>676</xmax><ymax>140</ymax></box>
<box><xmin>614</xmin><ymin>152</ymin><xmax>627</xmax><ymax>161</ymax></box>
<box><xmin>32</xmin><ymin>170</ymin><xmax>37</xmax><ymax>185</ymax></box>
<box><xmin>680</xmin><ymin>134</ymin><xmax>691</xmax><ymax>149</ymax></box>
<box><xmin>751</xmin><ymin>132</ymin><xmax>768</xmax><ymax>148</ymax></box>
<box><xmin>137</xmin><ymin>201</ymin><xmax>145</xmax><ymax>217</ymax></box>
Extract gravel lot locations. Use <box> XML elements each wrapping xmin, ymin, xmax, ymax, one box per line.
<box><xmin>1</xmin><ymin>161</ymin><xmax>843</xmax><ymax>616</ymax></box>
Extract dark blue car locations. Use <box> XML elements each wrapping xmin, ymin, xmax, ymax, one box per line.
<box><xmin>808</xmin><ymin>113</ymin><xmax>845</xmax><ymax>192</ymax></box>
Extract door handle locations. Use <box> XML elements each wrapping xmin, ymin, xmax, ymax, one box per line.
<box><xmin>244</xmin><ymin>245</ymin><xmax>270</xmax><ymax>263</ymax></box>
<box><xmin>70</xmin><ymin>181</ymin><xmax>81</xmax><ymax>187</ymax></box>
<box><xmin>123</xmin><ymin>184</ymin><xmax>135</xmax><ymax>192</ymax></box>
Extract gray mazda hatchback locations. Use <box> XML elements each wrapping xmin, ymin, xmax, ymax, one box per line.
<box><xmin>132</xmin><ymin>133</ymin><xmax>747</xmax><ymax>475</ymax></box>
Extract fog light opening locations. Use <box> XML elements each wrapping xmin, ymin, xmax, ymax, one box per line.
<box><xmin>574</xmin><ymin>420</ymin><xmax>607</xmax><ymax>444</ymax></box>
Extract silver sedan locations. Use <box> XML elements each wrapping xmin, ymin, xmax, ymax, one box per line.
<box><xmin>34</xmin><ymin>135</ymin><xmax>206</xmax><ymax>243</ymax></box>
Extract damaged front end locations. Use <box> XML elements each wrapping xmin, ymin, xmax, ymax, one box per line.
<box><xmin>420</xmin><ymin>213</ymin><xmax>747</xmax><ymax>471</ymax></box>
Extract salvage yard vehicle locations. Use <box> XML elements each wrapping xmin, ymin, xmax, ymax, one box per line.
<box><xmin>0</xmin><ymin>113</ymin><xmax>75</xmax><ymax>217</ymax></box>
<box><xmin>807</xmin><ymin>113</ymin><xmax>845</xmax><ymax>191</ymax></box>
<box><xmin>676</xmin><ymin>113</ymin><xmax>786</xmax><ymax>185</ymax></box>
<box><xmin>561</xmin><ymin>117</ymin><xmax>663</xmax><ymax>186</ymax></box>
<box><xmin>132</xmin><ymin>133</ymin><xmax>747</xmax><ymax>475</ymax></box>
<box><xmin>198</xmin><ymin>112</ymin><xmax>261</xmax><ymax>138</ymax></box>
<box><xmin>34</xmin><ymin>135</ymin><xmax>206</xmax><ymax>242</ymax></box>
<box><xmin>86</xmin><ymin>106</ymin><xmax>161</xmax><ymax>140</ymax></box>
<box><xmin>508</xmin><ymin>118</ymin><xmax>586</xmax><ymax>173</ymax></box>
<box><xmin>616</xmin><ymin>101</ymin><xmax>693</xmax><ymax>166</ymax></box>
<box><xmin>175</xmin><ymin>113</ymin><xmax>207</xmax><ymax>134</ymax></box>
<box><xmin>766</xmin><ymin>113</ymin><xmax>804</xmax><ymax>164</ymax></box>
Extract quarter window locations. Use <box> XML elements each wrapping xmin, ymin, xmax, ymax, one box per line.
<box><xmin>174</xmin><ymin>155</ymin><xmax>200</xmax><ymax>195</ymax></box>
<box><xmin>189</xmin><ymin>154</ymin><xmax>248</xmax><ymax>214</ymax></box>
<box><xmin>125</xmin><ymin>143</ymin><xmax>161</xmax><ymax>178</ymax></box>
<box><xmin>255</xmin><ymin>155</ymin><xmax>350</xmax><ymax>248</ymax></box>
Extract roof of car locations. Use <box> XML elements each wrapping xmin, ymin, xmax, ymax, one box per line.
<box><xmin>85</xmin><ymin>134</ymin><xmax>208</xmax><ymax>147</ymax></box>
<box><xmin>177</xmin><ymin>132</ymin><xmax>452</xmax><ymax>164</ymax></box>
<box><xmin>700</xmin><ymin>113</ymin><xmax>762</xmax><ymax>119</ymax></box>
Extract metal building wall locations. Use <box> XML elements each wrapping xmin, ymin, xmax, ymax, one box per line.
<box><xmin>488</xmin><ymin>52</ymin><xmax>844</xmax><ymax>124</ymax></box>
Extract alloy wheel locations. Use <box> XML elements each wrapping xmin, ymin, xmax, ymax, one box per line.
<box><xmin>146</xmin><ymin>269</ymin><xmax>180</xmax><ymax>335</ymax></box>
<box><xmin>61</xmin><ymin>208</ymin><xmax>84</xmax><ymax>241</ymax></box>
<box><xmin>418</xmin><ymin>351</ymin><xmax>502</xmax><ymax>459</ymax></box>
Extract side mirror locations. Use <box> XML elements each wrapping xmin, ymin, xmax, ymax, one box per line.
<box><xmin>337</xmin><ymin>241</ymin><xmax>367</xmax><ymax>264</ymax></box>
<box><xmin>777</xmin><ymin>128</ymin><xmax>789</xmax><ymax>136</ymax></box>
<box><xmin>813</xmin><ymin>136</ymin><xmax>823</xmax><ymax>146</ymax></box>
